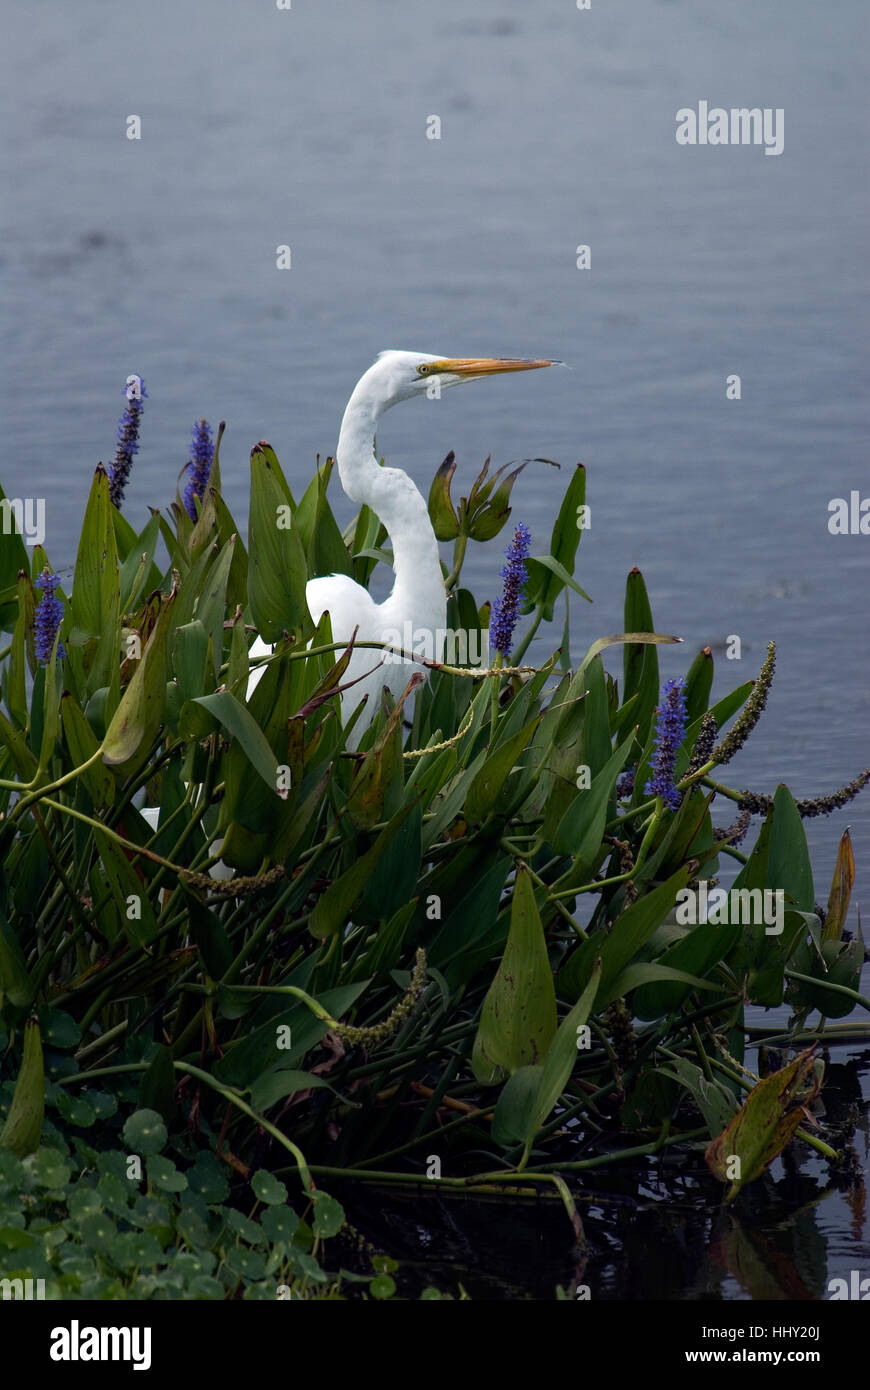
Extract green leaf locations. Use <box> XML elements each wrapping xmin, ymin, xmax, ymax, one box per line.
<box><xmin>185</xmin><ymin>893</ymin><xmax>233</xmax><ymax>980</ymax></box>
<box><xmin>558</xmin><ymin>862</ymin><xmax>695</xmax><ymax>1005</ymax></box>
<box><xmin>526</xmin><ymin>553</ymin><xmax>593</xmax><ymax>609</ymax></box>
<box><xmin>121</xmin><ymin>1108</ymin><xmax>168</xmax><ymax>1156</ymax></box>
<box><xmin>0</xmin><ymin>1017</ymin><xmax>44</xmax><ymax>1157</ymax></box>
<box><xmin>173</xmin><ymin>620</ymin><xmax>210</xmax><ymax>705</ymax></box>
<box><xmin>0</xmin><ymin>483</ymin><xmax>31</xmax><ymax>632</ymax></box>
<box><xmin>492</xmin><ymin>960</ymin><xmax>601</xmax><ymax>1151</ymax></box>
<box><xmin>658</xmin><ymin>1056</ymin><xmax>737</xmax><ymax>1137</ymax></box>
<box><xmin>147</xmin><ymin>1155</ymin><xmax>188</xmax><ymax>1193</ymax></box>
<box><xmin>310</xmin><ymin>1191</ymin><xmax>345</xmax><ymax>1238</ymax></box>
<box><xmin>0</xmin><ymin>906</ymin><xmax>35</xmax><ymax>1008</ymax></box>
<box><xmin>427</xmin><ymin>452</ymin><xmax>460</xmax><ymax>541</ymax></box>
<box><xmin>60</xmin><ymin>692</ymin><xmax>115</xmax><ymax>808</ymax></box>
<box><xmin>465</xmin><ymin>715</ymin><xmax>542</xmax><ymax>823</ymax></box>
<box><xmin>370</xmin><ymin>1273</ymin><xmax>396</xmax><ymax>1299</ymax></box>
<box><xmin>248</xmin><ymin>1071</ymin><xmax>328</xmax><ymax>1112</ymax></box>
<box><xmin>524</xmin><ymin>464</ymin><xmax>587</xmax><ymax>620</ymax></box>
<box><xmin>181</xmin><ymin>690</ymin><xmax>280</xmax><ymax>793</ymax></box>
<box><xmin>251</xmin><ymin>1170</ymin><xmax>289</xmax><ymax>1205</ymax></box>
<box><xmin>248</xmin><ymin>442</ymin><xmax>311</xmax><ymax>643</ymax></box>
<box><xmin>261</xmin><ymin>1205</ymin><xmax>300</xmax><ymax>1244</ymax></box>
<box><xmin>551</xmin><ymin>727</ymin><xmax>634</xmax><ymax>860</ymax></box>
<box><xmin>705</xmin><ymin>1048</ymin><xmax>822</xmax><ymax>1200</ymax></box>
<box><xmin>196</xmin><ymin>535</ymin><xmax>237</xmax><ymax>679</ymax></box>
<box><xmin>37</xmin><ymin>1007</ymin><xmax>81</xmax><ymax>1048</ymax></box>
<box><xmin>296</xmin><ymin>457</ymin><xmax>353</xmax><ymax>577</ymax></box>
<box><xmin>68</xmin><ymin>466</ymin><xmax>120</xmax><ymax>699</ymax></box>
<box><xmin>684</xmin><ymin>645</ymin><xmax>714</xmax><ymax>726</ymax></box>
<box><xmin>767</xmin><ymin>784</ymin><xmax>814</xmax><ymax>913</ymax></box>
<box><xmin>823</xmin><ymin>828</ymin><xmax>854</xmax><ymax>944</ymax></box>
<box><xmin>622</xmin><ymin>567</ymin><xmax>660</xmax><ymax>745</ymax></box>
<box><xmin>92</xmin><ymin>827</ymin><xmax>160</xmax><ymax>948</ymax></box>
<box><xmin>309</xmin><ymin>803</ymin><xmax>417</xmax><ymax>938</ymax></box>
<box><xmin>633</xmin><ymin>916</ymin><xmax>743</xmax><ymax>1020</ymax></box>
<box><xmin>118</xmin><ymin>513</ymin><xmax>162</xmax><ymax>615</ymax></box>
<box><xmin>471</xmin><ymin>863</ymin><xmax>557</xmax><ymax>1084</ymax></box>
<box><xmin>102</xmin><ymin>585</ymin><xmax>176</xmax><ymax>775</ymax></box>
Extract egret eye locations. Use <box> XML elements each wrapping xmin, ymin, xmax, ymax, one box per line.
<box><xmin>417</xmin><ymin>364</ymin><xmax>430</xmax><ymax>376</ymax></box>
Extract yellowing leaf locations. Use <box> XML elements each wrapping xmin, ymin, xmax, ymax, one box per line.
<box><xmin>705</xmin><ymin>1047</ymin><xmax>822</xmax><ymax>1201</ymax></box>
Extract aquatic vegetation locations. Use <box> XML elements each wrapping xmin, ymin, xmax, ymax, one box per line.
<box><xmin>0</xmin><ymin>402</ymin><xmax>868</xmax><ymax>1296</ymax></box>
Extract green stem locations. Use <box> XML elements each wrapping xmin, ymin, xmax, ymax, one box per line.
<box><xmin>444</xmin><ymin>532</ymin><xmax>468</xmax><ymax>591</ymax></box>
<box><xmin>511</xmin><ymin>605</ymin><xmax>543</xmax><ymax>664</ymax></box>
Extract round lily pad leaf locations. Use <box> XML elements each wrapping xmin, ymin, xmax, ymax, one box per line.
<box><xmin>79</xmin><ymin>1213</ymin><xmax>116</xmax><ymax>1256</ymax></box>
<box><xmin>113</xmin><ymin>1231</ymin><xmax>163</xmax><ymax>1270</ymax></box>
<box><xmin>130</xmin><ymin>1195</ymin><xmax>171</xmax><ymax>1230</ymax></box>
<box><xmin>31</xmin><ymin>1149</ymin><xmax>71</xmax><ymax>1189</ymax></box>
<box><xmin>37</xmin><ymin>1007</ymin><xmax>81</xmax><ymax>1049</ymax></box>
<box><xmin>58</xmin><ymin>1249</ymin><xmax>96</xmax><ymax>1279</ymax></box>
<box><xmin>224</xmin><ymin>1246</ymin><xmax>266</xmax><ymax>1281</ymax></box>
<box><xmin>186</xmin><ymin>1152</ymin><xmax>229</xmax><ymax>1204</ymax></box>
<box><xmin>55</xmin><ymin>1091</ymin><xmax>96</xmax><ymax>1128</ymax></box>
<box><xmin>0</xmin><ymin>1151</ymin><xmax>26</xmax><ymax>1189</ymax></box>
<box><xmin>188</xmin><ymin>1274</ymin><xmax>225</xmax><ymax>1300</ymax></box>
<box><xmin>96</xmin><ymin>1149</ymin><xmax>129</xmax><ymax>1180</ymax></box>
<box><xmin>369</xmin><ymin>1273</ymin><xmax>396</xmax><ymax>1300</ymax></box>
<box><xmin>175</xmin><ymin>1205</ymin><xmax>212</xmax><ymax>1249</ymax></box>
<box><xmin>147</xmin><ymin>1155</ymin><xmax>187</xmax><ymax>1193</ymax></box>
<box><xmin>97</xmin><ymin>1172</ymin><xmax>133</xmax><ymax>1218</ymax></box>
<box><xmin>175</xmin><ymin>1249</ymin><xmax>216</xmax><ymax>1278</ymax></box>
<box><xmin>67</xmin><ymin>1187</ymin><xmax>102</xmax><ymax>1219</ymax></box>
<box><xmin>0</xmin><ymin>1226</ymin><xmax>35</xmax><ymax>1250</ymax></box>
<box><xmin>260</xmin><ymin>1205</ymin><xmax>299</xmax><ymax>1244</ymax></box>
<box><xmin>121</xmin><ymin>1108</ymin><xmax>167</xmax><ymax>1156</ymax></box>
<box><xmin>224</xmin><ymin>1208</ymin><xmax>262</xmax><ymax>1244</ymax></box>
<box><xmin>310</xmin><ymin>1191</ymin><xmax>344</xmax><ymax>1239</ymax></box>
<box><xmin>86</xmin><ymin>1091</ymin><xmax>119</xmax><ymax>1120</ymax></box>
<box><xmin>243</xmin><ymin>1281</ymin><xmax>277</xmax><ymax>1300</ymax></box>
<box><xmin>251</xmin><ymin>1170</ymin><xmax>288</xmax><ymax>1205</ymax></box>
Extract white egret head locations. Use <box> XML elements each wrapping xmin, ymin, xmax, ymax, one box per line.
<box><xmin>365</xmin><ymin>350</ymin><xmax>556</xmax><ymax>407</ymax></box>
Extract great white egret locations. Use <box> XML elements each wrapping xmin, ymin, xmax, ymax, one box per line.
<box><xmin>247</xmin><ymin>351</ymin><xmax>554</xmax><ymax>746</ymax></box>
<box><xmin>141</xmin><ymin>352</ymin><xmax>552</xmax><ymax>865</ymax></box>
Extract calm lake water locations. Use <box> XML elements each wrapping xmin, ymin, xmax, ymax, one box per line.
<box><xmin>1</xmin><ymin>0</ymin><xmax>868</xmax><ymax>1297</ymax></box>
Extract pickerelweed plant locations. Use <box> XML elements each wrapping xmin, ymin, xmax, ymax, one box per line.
<box><xmin>0</xmin><ymin>394</ymin><xmax>868</xmax><ymax>1295</ymax></box>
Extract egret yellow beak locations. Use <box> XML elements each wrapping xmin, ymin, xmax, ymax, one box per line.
<box><xmin>431</xmin><ymin>357</ymin><xmax>555</xmax><ymax>378</ymax></box>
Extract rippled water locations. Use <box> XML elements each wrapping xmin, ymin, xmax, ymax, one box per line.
<box><xmin>1</xmin><ymin>0</ymin><xmax>868</xmax><ymax>1295</ymax></box>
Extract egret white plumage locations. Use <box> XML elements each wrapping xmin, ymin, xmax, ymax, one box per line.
<box><xmin>247</xmin><ymin>351</ymin><xmax>554</xmax><ymax>745</ymax></box>
<box><xmin>140</xmin><ymin>351</ymin><xmax>552</xmax><ymax>863</ymax></box>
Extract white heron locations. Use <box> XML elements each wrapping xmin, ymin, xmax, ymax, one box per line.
<box><xmin>141</xmin><ymin>352</ymin><xmax>552</xmax><ymax>864</ymax></box>
<box><xmin>246</xmin><ymin>351</ymin><xmax>554</xmax><ymax>746</ymax></box>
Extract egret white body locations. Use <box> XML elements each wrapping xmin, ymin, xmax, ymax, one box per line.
<box><xmin>247</xmin><ymin>351</ymin><xmax>553</xmax><ymax>746</ymax></box>
<box><xmin>142</xmin><ymin>352</ymin><xmax>552</xmax><ymax>867</ymax></box>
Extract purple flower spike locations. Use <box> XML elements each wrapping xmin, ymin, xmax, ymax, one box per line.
<box><xmin>644</xmin><ymin>677</ymin><xmax>688</xmax><ymax>811</ymax></box>
<box><xmin>34</xmin><ymin>568</ymin><xmax>66</xmax><ymax>664</ymax></box>
<box><xmin>490</xmin><ymin>522</ymin><xmax>531</xmax><ymax>658</ymax></box>
<box><xmin>183</xmin><ymin>418</ymin><xmax>215</xmax><ymax>521</ymax></box>
<box><xmin>108</xmin><ymin>374</ymin><xmax>147</xmax><ymax>509</ymax></box>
